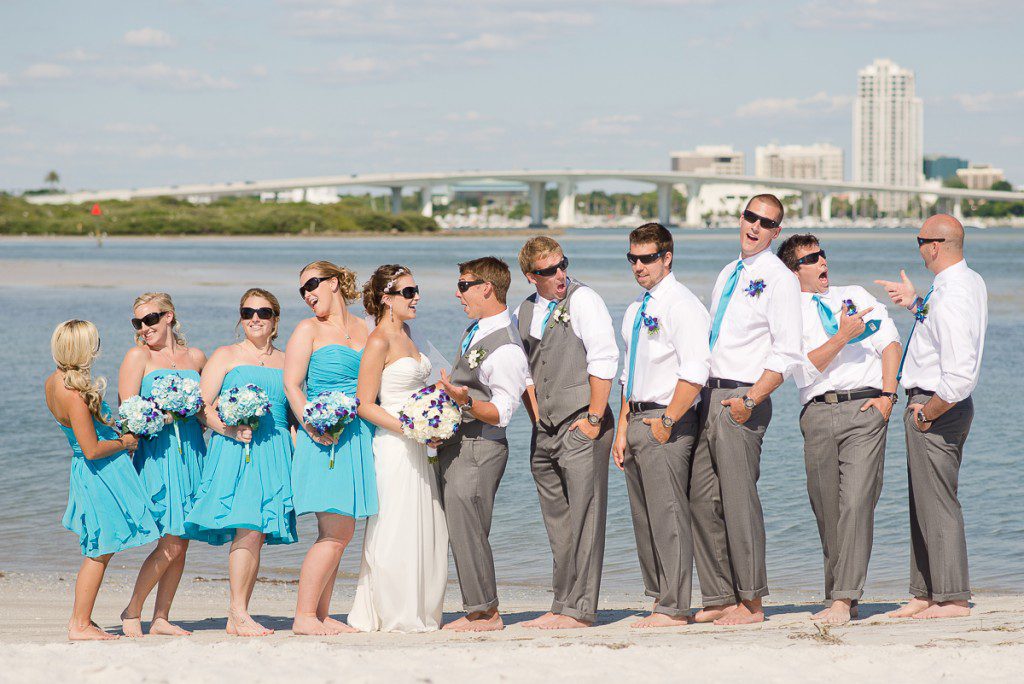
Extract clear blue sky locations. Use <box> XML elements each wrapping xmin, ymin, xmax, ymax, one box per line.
<box><xmin>2</xmin><ymin>0</ymin><xmax>1022</xmax><ymax>191</ymax></box>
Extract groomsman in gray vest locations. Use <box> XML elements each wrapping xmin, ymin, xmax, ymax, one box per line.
<box><xmin>437</xmin><ymin>256</ymin><xmax>530</xmax><ymax>632</ymax></box>
<box><xmin>777</xmin><ymin>233</ymin><xmax>901</xmax><ymax>625</ymax></box>
<box><xmin>690</xmin><ymin>194</ymin><xmax>804</xmax><ymax>625</ymax></box>
<box><xmin>876</xmin><ymin>214</ymin><xmax>987</xmax><ymax>620</ymax></box>
<box><xmin>515</xmin><ymin>236</ymin><xmax>619</xmax><ymax>629</ymax></box>
<box><xmin>612</xmin><ymin>223</ymin><xmax>710</xmax><ymax>628</ymax></box>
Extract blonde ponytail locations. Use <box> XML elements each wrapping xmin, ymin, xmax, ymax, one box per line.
<box><xmin>51</xmin><ymin>320</ymin><xmax>113</xmax><ymax>426</ymax></box>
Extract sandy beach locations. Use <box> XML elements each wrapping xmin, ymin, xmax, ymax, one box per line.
<box><xmin>2</xmin><ymin>571</ymin><xmax>1021</xmax><ymax>683</ymax></box>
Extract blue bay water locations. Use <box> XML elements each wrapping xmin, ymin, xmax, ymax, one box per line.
<box><xmin>0</xmin><ymin>228</ymin><xmax>1021</xmax><ymax>599</ymax></box>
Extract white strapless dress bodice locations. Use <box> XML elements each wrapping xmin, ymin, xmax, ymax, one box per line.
<box><xmin>347</xmin><ymin>354</ymin><xmax>449</xmax><ymax>632</ymax></box>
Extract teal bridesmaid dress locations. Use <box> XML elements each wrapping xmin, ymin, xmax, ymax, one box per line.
<box><xmin>292</xmin><ymin>345</ymin><xmax>378</xmax><ymax>518</ymax></box>
<box><xmin>133</xmin><ymin>369</ymin><xmax>206</xmax><ymax>538</ymax></box>
<box><xmin>185</xmin><ymin>365</ymin><xmax>297</xmax><ymax>545</ymax></box>
<box><xmin>58</xmin><ymin>402</ymin><xmax>161</xmax><ymax>557</ymax></box>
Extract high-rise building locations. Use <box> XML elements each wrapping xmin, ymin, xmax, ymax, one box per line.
<box><xmin>754</xmin><ymin>143</ymin><xmax>844</xmax><ymax>181</ymax></box>
<box><xmin>670</xmin><ymin>145</ymin><xmax>745</xmax><ymax>176</ymax></box>
<box><xmin>956</xmin><ymin>163</ymin><xmax>1005</xmax><ymax>190</ymax></box>
<box><xmin>853</xmin><ymin>58</ymin><xmax>923</xmax><ymax>212</ymax></box>
<box><xmin>923</xmin><ymin>154</ymin><xmax>969</xmax><ymax>181</ymax></box>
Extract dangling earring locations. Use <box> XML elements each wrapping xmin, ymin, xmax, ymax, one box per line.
<box><xmin>389</xmin><ymin>305</ymin><xmax>394</xmax><ymax>322</ymax></box>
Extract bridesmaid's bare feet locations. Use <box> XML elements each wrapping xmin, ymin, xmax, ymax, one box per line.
<box><xmin>292</xmin><ymin>615</ymin><xmax>333</xmax><ymax>635</ymax></box>
<box><xmin>120</xmin><ymin>609</ymin><xmax>144</xmax><ymax>638</ymax></box>
<box><xmin>227</xmin><ymin>608</ymin><xmax>274</xmax><ymax>637</ymax></box>
<box><xmin>69</xmin><ymin>621</ymin><xmax>119</xmax><ymax>641</ymax></box>
<box><xmin>321</xmin><ymin>616</ymin><xmax>358</xmax><ymax>634</ymax></box>
<box><xmin>149</xmin><ymin>617</ymin><xmax>191</xmax><ymax>636</ymax></box>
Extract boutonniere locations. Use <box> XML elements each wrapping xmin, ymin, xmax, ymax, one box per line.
<box><xmin>466</xmin><ymin>348</ymin><xmax>487</xmax><ymax>369</ymax></box>
<box><xmin>549</xmin><ymin>306</ymin><xmax>571</xmax><ymax>327</ymax></box>
<box><xmin>913</xmin><ymin>300</ymin><xmax>929</xmax><ymax>323</ymax></box>
<box><xmin>641</xmin><ymin>313</ymin><xmax>660</xmax><ymax>336</ymax></box>
<box><xmin>842</xmin><ymin>299</ymin><xmax>858</xmax><ymax>315</ymax></box>
<box><xmin>744</xmin><ymin>278</ymin><xmax>766</xmax><ymax>298</ymax></box>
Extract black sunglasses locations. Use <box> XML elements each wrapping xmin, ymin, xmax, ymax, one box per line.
<box><xmin>917</xmin><ymin>237</ymin><xmax>946</xmax><ymax>246</ymax></box>
<box><xmin>795</xmin><ymin>249</ymin><xmax>826</xmax><ymax>266</ymax></box>
<box><xmin>131</xmin><ymin>311</ymin><xmax>165</xmax><ymax>330</ymax></box>
<box><xmin>742</xmin><ymin>209</ymin><xmax>780</xmax><ymax>231</ymax></box>
<box><xmin>387</xmin><ymin>285</ymin><xmax>420</xmax><ymax>299</ymax></box>
<box><xmin>240</xmin><ymin>307</ymin><xmax>275</xmax><ymax>320</ymax></box>
<box><xmin>626</xmin><ymin>250</ymin><xmax>666</xmax><ymax>265</ymax></box>
<box><xmin>457</xmin><ymin>279</ymin><xmax>485</xmax><ymax>293</ymax></box>
<box><xmin>299</xmin><ymin>275</ymin><xmax>333</xmax><ymax>298</ymax></box>
<box><xmin>531</xmin><ymin>256</ymin><xmax>569</xmax><ymax>277</ymax></box>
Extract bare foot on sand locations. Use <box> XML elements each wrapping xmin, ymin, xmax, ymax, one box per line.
<box><xmin>227</xmin><ymin>608</ymin><xmax>274</xmax><ymax>637</ymax></box>
<box><xmin>520</xmin><ymin>612</ymin><xmax>558</xmax><ymax>628</ymax></box>
<box><xmin>887</xmin><ymin>598</ymin><xmax>933</xmax><ymax>618</ymax></box>
<box><xmin>69</xmin><ymin>622</ymin><xmax>119</xmax><ymax>641</ymax></box>
<box><xmin>714</xmin><ymin>600</ymin><xmax>764</xmax><ymax>626</ymax></box>
<box><xmin>812</xmin><ymin>600</ymin><xmax>854</xmax><ymax>625</ymax></box>
<box><xmin>631</xmin><ymin>613</ymin><xmax>692</xmax><ymax>628</ymax></box>
<box><xmin>539</xmin><ymin>615</ymin><xmax>591</xmax><ymax>630</ymax></box>
<box><xmin>913</xmin><ymin>601</ymin><xmax>970</xmax><ymax>619</ymax></box>
<box><xmin>694</xmin><ymin>604</ymin><xmax>736</xmax><ymax>623</ymax></box>
<box><xmin>149</xmin><ymin>617</ymin><xmax>191</xmax><ymax>636</ymax></box>
<box><xmin>292</xmin><ymin>615</ymin><xmax>333</xmax><ymax>635</ymax></box>
<box><xmin>322</xmin><ymin>616</ymin><xmax>358</xmax><ymax>634</ymax></box>
<box><xmin>446</xmin><ymin>611</ymin><xmax>504</xmax><ymax>632</ymax></box>
<box><xmin>120</xmin><ymin>609</ymin><xmax>144</xmax><ymax>638</ymax></box>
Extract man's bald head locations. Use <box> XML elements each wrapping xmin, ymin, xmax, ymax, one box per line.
<box><xmin>920</xmin><ymin>214</ymin><xmax>965</xmax><ymax>252</ymax></box>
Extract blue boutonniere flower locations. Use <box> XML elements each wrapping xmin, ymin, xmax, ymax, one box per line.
<box><xmin>843</xmin><ymin>298</ymin><xmax>858</xmax><ymax>315</ymax></box>
<box><xmin>744</xmin><ymin>278</ymin><xmax>766</xmax><ymax>298</ymax></box>
<box><xmin>913</xmin><ymin>302</ymin><xmax>929</xmax><ymax>323</ymax></box>
<box><xmin>641</xmin><ymin>313</ymin><xmax>660</xmax><ymax>336</ymax></box>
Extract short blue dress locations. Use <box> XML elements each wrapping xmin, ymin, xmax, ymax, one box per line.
<box><xmin>132</xmin><ymin>369</ymin><xmax>206</xmax><ymax>538</ymax></box>
<box><xmin>185</xmin><ymin>365</ymin><xmax>297</xmax><ymax>545</ymax></box>
<box><xmin>292</xmin><ymin>345</ymin><xmax>378</xmax><ymax>518</ymax></box>
<box><xmin>58</xmin><ymin>402</ymin><xmax>161</xmax><ymax>557</ymax></box>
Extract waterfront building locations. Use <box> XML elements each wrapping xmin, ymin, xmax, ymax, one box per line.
<box><xmin>670</xmin><ymin>145</ymin><xmax>745</xmax><ymax>176</ymax></box>
<box><xmin>956</xmin><ymin>164</ymin><xmax>1006</xmax><ymax>190</ymax></box>
<box><xmin>924</xmin><ymin>154</ymin><xmax>969</xmax><ymax>181</ymax></box>
<box><xmin>754</xmin><ymin>143</ymin><xmax>844</xmax><ymax>181</ymax></box>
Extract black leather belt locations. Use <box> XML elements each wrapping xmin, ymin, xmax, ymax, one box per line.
<box><xmin>706</xmin><ymin>378</ymin><xmax>752</xmax><ymax>390</ymax></box>
<box><xmin>905</xmin><ymin>388</ymin><xmax>935</xmax><ymax>398</ymax></box>
<box><xmin>629</xmin><ymin>401</ymin><xmax>667</xmax><ymax>413</ymax></box>
<box><xmin>809</xmin><ymin>388</ymin><xmax>881</xmax><ymax>405</ymax></box>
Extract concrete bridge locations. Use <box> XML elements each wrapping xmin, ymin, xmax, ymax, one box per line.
<box><xmin>25</xmin><ymin>169</ymin><xmax>1024</xmax><ymax>226</ymax></box>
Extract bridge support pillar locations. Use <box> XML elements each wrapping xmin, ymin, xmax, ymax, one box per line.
<box><xmin>557</xmin><ymin>180</ymin><xmax>577</xmax><ymax>227</ymax></box>
<box><xmin>800</xmin><ymin>191</ymin><xmax>813</xmax><ymax>219</ymax></box>
<box><xmin>656</xmin><ymin>182</ymin><xmax>673</xmax><ymax>227</ymax></box>
<box><xmin>390</xmin><ymin>187</ymin><xmax>402</xmax><ymax>214</ymax></box>
<box><xmin>684</xmin><ymin>182</ymin><xmax>703</xmax><ymax>226</ymax></box>
<box><xmin>952</xmin><ymin>198</ymin><xmax>964</xmax><ymax>222</ymax></box>
<box><xmin>528</xmin><ymin>181</ymin><xmax>546</xmax><ymax>228</ymax></box>
<box><xmin>820</xmin><ymin>193</ymin><xmax>833</xmax><ymax>222</ymax></box>
<box><xmin>419</xmin><ymin>187</ymin><xmax>433</xmax><ymax>217</ymax></box>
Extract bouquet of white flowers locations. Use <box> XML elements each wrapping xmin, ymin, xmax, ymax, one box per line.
<box><xmin>398</xmin><ymin>385</ymin><xmax>461</xmax><ymax>463</ymax></box>
<box><xmin>303</xmin><ymin>390</ymin><xmax>360</xmax><ymax>469</ymax></box>
<box><xmin>149</xmin><ymin>374</ymin><xmax>203</xmax><ymax>457</ymax></box>
<box><xmin>117</xmin><ymin>395</ymin><xmax>164</xmax><ymax>440</ymax></box>
<box><xmin>217</xmin><ymin>383</ymin><xmax>271</xmax><ymax>463</ymax></box>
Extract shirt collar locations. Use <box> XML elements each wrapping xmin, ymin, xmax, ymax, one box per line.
<box><xmin>476</xmin><ymin>307</ymin><xmax>510</xmax><ymax>336</ymax></box>
<box><xmin>646</xmin><ymin>272</ymin><xmax>677</xmax><ymax>300</ymax></box>
<box><xmin>739</xmin><ymin>248</ymin><xmax>772</xmax><ymax>268</ymax></box>
<box><xmin>933</xmin><ymin>259</ymin><xmax>967</xmax><ymax>288</ymax></box>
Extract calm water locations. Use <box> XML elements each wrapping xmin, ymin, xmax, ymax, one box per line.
<box><xmin>1</xmin><ymin>228</ymin><xmax>1021</xmax><ymax>598</ymax></box>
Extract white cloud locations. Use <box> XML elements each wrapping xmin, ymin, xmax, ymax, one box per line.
<box><xmin>123</xmin><ymin>27</ymin><xmax>177</xmax><ymax>48</ymax></box>
<box><xmin>951</xmin><ymin>90</ymin><xmax>1024</xmax><ymax>113</ymax></box>
<box><xmin>58</xmin><ymin>48</ymin><xmax>99</xmax><ymax>62</ymax></box>
<box><xmin>735</xmin><ymin>91</ymin><xmax>852</xmax><ymax>119</ymax></box>
<box><xmin>444</xmin><ymin>110</ymin><xmax>485</xmax><ymax>123</ymax></box>
<box><xmin>250</xmin><ymin>127</ymin><xmax>315</xmax><ymax>142</ymax></box>
<box><xmin>0</xmin><ymin>124</ymin><xmax>26</xmax><ymax>135</ymax></box>
<box><xmin>102</xmin><ymin>122</ymin><xmax>162</xmax><ymax>134</ymax></box>
<box><xmin>0</xmin><ymin>100</ymin><xmax>9</xmax><ymax>110</ymax></box>
<box><xmin>579</xmin><ymin>114</ymin><xmax>641</xmax><ymax>136</ymax></box>
<box><xmin>304</xmin><ymin>55</ymin><xmax>417</xmax><ymax>83</ymax></box>
<box><xmin>249</xmin><ymin>65</ymin><xmax>269</xmax><ymax>78</ymax></box>
<box><xmin>104</xmin><ymin>63</ymin><xmax>237</xmax><ymax>90</ymax></box>
<box><xmin>23</xmin><ymin>63</ymin><xmax>72</xmax><ymax>80</ymax></box>
<box><xmin>0</xmin><ymin>72</ymin><xmax>9</xmax><ymax>86</ymax></box>
<box><xmin>458</xmin><ymin>33</ymin><xmax>520</xmax><ymax>51</ymax></box>
<box><xmin>795</xmin><ymin>0</ymin><xmax>1019</xmax><ymax>30</ymax></box>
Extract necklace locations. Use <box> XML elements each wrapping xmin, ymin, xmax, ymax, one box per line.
<box><xmin>326</xmin><ymin>314</ymin><xmax>352</xmax><ymax>342</ymax></box>
<box><xmin>242</xmin><ymin>340</ymin><xmax>273</xmax><ymax>366</ymax></box>
<box><xmin>156</xmin><ymin>344</ymin><xmax>177</xmax><ymax>369</ymax></box>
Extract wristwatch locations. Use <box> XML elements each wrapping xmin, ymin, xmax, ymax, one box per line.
<box><xmin>462</xmin><ymin>395</ymin><xmax>474</xmax><ymax>412</ymax></box>
<box><xmin>742</xmin><ymin>395</ymin><xmax>756</xmax><ymax>411</ymax></box>
<box><xmin>660</xmin><ymin>414</ymin><xmax>675</xmax><ymax>429</ymax></box>
<box><xmin>586</xmin><ymin>412</ymin><xmax>601</xmax><ymax>426</ymax></box>
<box><xmin>882</xmin><ymin>391</ymin><xmax>898</xmax><ymax>405</ymax></box>
<box><xmin>916</xmin><ymin>409</ymin><xmax>930</xmax><ymax>424</ymax></box>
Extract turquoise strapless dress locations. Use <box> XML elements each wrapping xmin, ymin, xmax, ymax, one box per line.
<box><xmin>58</xmin><ymin>402</ymin><xmax>161</xmax><ymax>557</ymax></box>
<box><xmin>185</xmin><ymin>366</ymin><xmax>297</xmax><ymax>545</ymax></box>
<box><xmin>292</xmin><ymin>345</ymin><xmax>378</xmax><ymax>518</ymax></box>
<box><xmin>132</xmin><ymin>369</ymin><xmax>206</xmax><ymax>538</ymax></box>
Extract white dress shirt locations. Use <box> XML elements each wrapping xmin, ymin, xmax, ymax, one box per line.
<box><xmin>467</xmin><ymin>309</ymin><xmax>530</xmax><ymax>428</ymax></box>
<box><xmin>522</xmin><ymin>278</ymin><xmax>619</xmax><ymax>380</ymax></box>
<box><xmin>900</xmin><ymin>260</ymin><xmax>987</xmax><ymax>403</ymax></box>
<box><xmin>619</xmin><ymin>273</ymin><xmax>711</xmax><ymax>407</ymax></box>
<box><xmin>708</xmin><ymin>249</ymin><xmax>804</xmax><ymax>383</ymax></box>
<box><xmin>795</xmin><ymin>285</ymin><xmax>900</xmax><ymax>405</ymax></box>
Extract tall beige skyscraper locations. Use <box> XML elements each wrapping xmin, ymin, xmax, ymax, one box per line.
<box><xmin>853</xmin><ymin>58</ymin><xmax>923</xmax><ymax>213</ymax></box>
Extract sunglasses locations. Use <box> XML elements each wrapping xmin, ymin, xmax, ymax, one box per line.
<box><xmin>917</xmin><ymin>237</ymin><xmax>946</xmax><ymax>246</ymax></box>
<box><xmin>626</xmin><ymin>250</ymin><xmax>666</xmax><ymax>265</ymax></box>
<box><xmin>386</xmin><ymin>285</ymin><xmax>420</xmax><ymax>299</ymax></box>
<box><xmin>457</xmin><ymin>279</ymin><xmax>485</xmax><ymax>293</ymax></box>
<box><xmin>742</xmin><ymin>209</ymin><xmax>780</xmax><ymax>231</ymax></box>
<box><xmin>531</xmin><ymin>256</ymin><xmax>569</xmax><ymax>277</ymax></box>
<box><xmin>240</xmin><ymin>307</ymin><xmax>275</xmax><ymax>320</ymax></box>
<box><xmin>299</xmin><ymin>275</ymin><xmax>333</xmax><ymax>298</ymax></box>
<box><xmin>795</xmin><ymin>249</ymin><xmax>826</xmax><ymax>266</ymax></box>
<box><xmin>131</xmin><ymin>311</ymin><xmax>165</xmax><ymax>330</ymax></box>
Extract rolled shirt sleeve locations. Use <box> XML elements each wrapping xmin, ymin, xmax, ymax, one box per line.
<box><xmin>934</xmin><ymin>290</ymin><xmax>983</xmax><ymax>404</ymax></box>
<box><xmin>763</xmin><ymin>271</ymin><xmax>805</xmax><ymax>379</ymax></box>
<box><xmin>668</xmin><ymin>299</ymin><xmax>711</xmax><ymax>386</ymax></box>
<box><xmin>477</xmin><ymin>344</ymin><xmax>530</xmax><ymax>428</ymax></box>
<box><xmin>568</xmin><ymin>287</ymin><xmax>619</xmax><ymax>380</ymax></box>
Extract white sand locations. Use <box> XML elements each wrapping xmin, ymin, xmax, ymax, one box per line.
<box><xmin>2</xmin><ymin>572</ymin><xmax>1021</xmax><ymax>683</ymax></box>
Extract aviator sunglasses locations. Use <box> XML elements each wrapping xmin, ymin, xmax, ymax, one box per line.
<box><xmin>742</xmin><ymin>209</ymin><xmax>780</xmax><ymax>231</ymax></box>
<box><xmin>457</xmin><ymin>279</ymin><xmax>485</xmax><ymax>293</ymax></box>
<box><xmin>131</xmin><ymin>311</ymin><xmax>165</xmax><ymax>330</ymax></box>
<box><xmin>240</xmin><ymin>307</ymin><xmax>275</xmax><ymax>320</ymax></box>
<box><xmin>626</xmin><ymin>250</ymin><xmax>666</xmax><ymax>265</ymax></box>
<box><xmin>299</xmin><ymin>275</ymin><xmax>334</xmax><ymax>298</ymax></box>
<box><xmin>795</xmin><ymin>249</ymin><xmax>826</xmax><ymax>266</ymax></box>
<box><xmin>531</xmin><ymin>256</ymin><xmax>569</xmax><ymax>277</ymax></box>
<box><xmin>386</xmin><ymin>285</ymin><xmax>420</xmax><ymax>299</ymax></box>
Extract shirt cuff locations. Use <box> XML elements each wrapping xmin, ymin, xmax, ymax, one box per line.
<box><xmin>935</xmin><ymin>381</ymin><xmax>970</xmax><ymax>405</ymax></box>
<box><xmin>491</xmin><ymin>394</ymin><xmax>517</xmax><ymax>428</ymax></box>
<box><xmin>675</xmin><ymin>361</ymin><xmax>710</xmax><ymax>387</ymax></box>
<box><xmin>586</xmin><ymin>360</ymin><xmax>618</xmax><ymax>380</ymax></box>
<box><xmin>764</xmin><ymin>353</ymin><xmax>800</xmax><ymax>380</ymax></box>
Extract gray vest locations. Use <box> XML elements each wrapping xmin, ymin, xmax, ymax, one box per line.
<box><xmin>449</xmin><ymin>320</ymin><xmax>522</xmax><ymax>440</ymax></box>
<box><xmin>517</xmin><ymin>280</ymin><xmax>591</xmax><ymax>428</ymax></box>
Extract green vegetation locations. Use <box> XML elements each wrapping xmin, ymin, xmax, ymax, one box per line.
<box><xmin>0</xmin><ymin>195</ymin><xmax>438</xmax><ymax>236</ymax></box>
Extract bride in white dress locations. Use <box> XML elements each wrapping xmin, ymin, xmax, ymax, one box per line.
<box><xmin>348</xmin><ymin>265</ymin><xmax>448</xmax><ymax>633</ymax></box>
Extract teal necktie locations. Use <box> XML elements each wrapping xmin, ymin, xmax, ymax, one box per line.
<box><xmin>540</xmin><ymin>300</ymin><xmax>558</xmax><ymax>337</ymax></box>
<box><xmin>709</xmin><ymin>261</ymin><xmax>744</xmax><ymax>350</ymax></box>
<box><xmin>897</xmin><ymin>285</ymin><xmax>934</xmax><ymax>382</ymax></box>
<box><xmin>460</xmin><ymin>322</ymin><xmax>479</xmax><ymax>356</ymax></box>
<box><xmin>625</xmin><ymin>292</ymin><xmax>651</xmax><ymax>401</ymax></box>
<box><xmin>812</xmin><ymin>295</ymin><xmax>881</xmax><ymax>344</ymax></box>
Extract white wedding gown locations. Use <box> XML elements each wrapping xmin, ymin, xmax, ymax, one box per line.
<box><xmin>347</xmin><ymin>353</ymin><xmax>449</xmax><ymax>632</ymax></box>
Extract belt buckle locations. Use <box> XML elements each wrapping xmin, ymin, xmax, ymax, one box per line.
<box><xmin>824</xmin><ymin>391</ymin><xmax>839</xmax><ymax>405</ymax></box>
